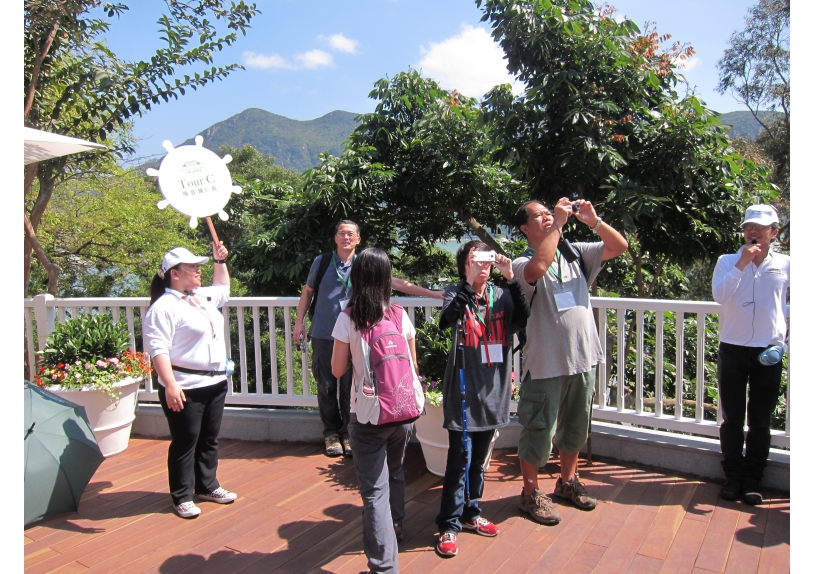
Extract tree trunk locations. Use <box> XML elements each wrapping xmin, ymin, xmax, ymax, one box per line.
<box><xmin>24</xmin><ymin>164</ymin><xmax>60</xmax><ymax>296</ymax></box>
<box><xmin>24</xmin><ymin>211</ymin><xmax>60</xmax><ymax>295</ymax></box>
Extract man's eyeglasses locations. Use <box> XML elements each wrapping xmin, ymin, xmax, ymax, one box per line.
<box><xmin>743</xmin><ymin>223</ymin><xmax>770</xmax><ymax>232</ymax></box>
<box><xmin>336</xmin><ymin>232</ymin><xmax>358</xmax><ymax>238</ymax></box>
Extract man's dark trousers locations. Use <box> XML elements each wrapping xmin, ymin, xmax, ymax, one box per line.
<box><xmin>311</xmin><ymin>337</ymin><xmax>352</xmax><ymax>438</ymax></box>
<box><xmin>718</xmin><ymin>342</ymin><xmax>783</xmax><ymax>486</ymax></box>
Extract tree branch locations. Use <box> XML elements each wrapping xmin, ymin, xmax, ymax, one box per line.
<box><xmin>25</xmin><ymin>18</ymin><xmax>61</xmax><ymax>118</ymax></box>
<box><xmin>24</xmin><ymin>211</ymin><xmax>60</xmax><ymax>296</ymax></box>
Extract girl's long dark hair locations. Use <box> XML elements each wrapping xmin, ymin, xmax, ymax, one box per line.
<box><xmin>149</xmin><ymin>265</ymin><xmax>178</xmax><ymax>306</ymax></box>
<box><xmin>348</xmin><ymin>248</ymin><xmax>392</xmax><ymax>330</ymax></box>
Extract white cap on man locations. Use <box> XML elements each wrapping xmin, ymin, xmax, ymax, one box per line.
<box><xmin>741</xmin><ymin>204</ymin><xmax>779</xmax><ymax>227</ymax></box>
<box><xmin>160</xmin><ymin>247</ymin><xmax>209</xmax><ymax>275</ymax></box>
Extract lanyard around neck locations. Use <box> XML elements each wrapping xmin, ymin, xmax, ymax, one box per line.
<box><xmin>332</xmin><ymin>251</ymin><xmax>355</xmax><ymax>294</ymax></box>
<box><xmin>547</xmin><ymin>249</ymin><xmax>563</xmax><ymax>286</ymax></box>
<box><xmin>469</xmin><ymin>284</ymin><xmax>494</xmax><ymax>341</ymax></box>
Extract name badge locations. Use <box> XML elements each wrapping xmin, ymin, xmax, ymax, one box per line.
<box><xmin>339</xmin><ymin>298</ymin><xmax>350</xmax><ymax>311</ymax></box>
<box><xmin>481</xmin><ymin>343</ymin><xmax>504</xmax><ymax>364</ymax></box>
<box><xmin>553</xmin><ymin>289</ymin><xmax>577</xmax><ymax>312</ymax></box>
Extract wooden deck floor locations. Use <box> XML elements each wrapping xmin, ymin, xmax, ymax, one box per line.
<box><xmin>24</xmin><ymin>437</ymin><xmax>790</xmax><ymax>573</ymax></box>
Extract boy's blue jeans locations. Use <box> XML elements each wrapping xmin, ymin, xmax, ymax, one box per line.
<box><xmin>435</xmin><ymin>429</ymin><xmax>496</xmax><ymax>534</ymax></box>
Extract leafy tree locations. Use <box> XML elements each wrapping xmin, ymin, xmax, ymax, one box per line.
<box><xmin>28</xmin><ymin>159</ymin><xmax>201</xmax><ymax>298</ymax></box>
<box><xmin>716</xmin><ymin>0</ymin><xmax>789</xmax><ymax>141</ymax></box>
<box><xmin>24</xmin><ymin>0</ymin><xmax>258</xmax><ymax>295</ymax></box>
<box><xmin>208</xmin><ymin>145</ymin><xmax>303</xmax><ymax>292</ymax></box>
<box><xmin>244</xmin><ymin>71</ymin><xmax>521</xmax><ymax>295</ymax></box>
<box><xmin>477</xmin><ymin>0</ymin><xmax>776</xmax><ymax>299</ymax></box>
<box><xmin>716</xmin><ymin>0</ymin><xmax>789</xmax><ymax>242</ymax></box>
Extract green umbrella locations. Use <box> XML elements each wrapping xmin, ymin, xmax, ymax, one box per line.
<box><xmin>24</xmin><ymin>381</ymin><xmax>105</xmax><ymax>526</ymax></box>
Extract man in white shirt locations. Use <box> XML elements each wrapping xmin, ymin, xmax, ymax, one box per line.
<box><xmin>712</xmin><ymin>204</ymin><xmax>789</xmax><ymax>505</ymax></box>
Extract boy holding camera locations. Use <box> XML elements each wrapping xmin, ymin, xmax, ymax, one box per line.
<box><xmin>434</xmin><ymin>241</ymin><xmax>529</xmax><ymax>557</ymax></box>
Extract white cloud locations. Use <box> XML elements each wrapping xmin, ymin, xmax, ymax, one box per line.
<box><xmin>321</xmin><ymin>33</ymin><xmax>359</xmax><ymax>54</ymax></box>
<box><xmin>243</xmin><ymin>51</ymin><xmax>293</xmax><ymax>70</ymax></box>
<box><xmin>296</xmin><ymin>49</ymin><xmax>334</xmax><ymax>69</ymax></box>
<box><xmin>678</xmin><ymin>56</ymin><xmax>701</xmax><ymax>71</ymax></box>
<box><xmin>417</xmin><ymin>24</ymin><xmax>522</xmax><ymax>99</ymax></box>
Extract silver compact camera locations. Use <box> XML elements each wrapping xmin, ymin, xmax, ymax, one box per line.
<box><xmin>472</xmin><ymin>251</ymin><xmax>496</xmax><ymax>263</ymax></box>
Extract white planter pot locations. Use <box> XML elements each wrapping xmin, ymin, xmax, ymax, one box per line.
<box><xmin>414</xmin><ymin>401</ymin><xmax>499</xmax><ymax>477</ymax></box>
<box><xmin>48</xmin><ymin>377</ymin><xmax>141</xmax><ymax>457</ymax></box>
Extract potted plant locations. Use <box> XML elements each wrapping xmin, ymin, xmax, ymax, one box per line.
<box><xmin>35</xmin><ymin>313</ymin><xmax>152</xmax><ymax>456</ymax></box>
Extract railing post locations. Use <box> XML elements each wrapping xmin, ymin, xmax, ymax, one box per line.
<box><xmin>33</xmin><ymin>293</ymin><xmax>55</xmax><ymax>351</ymax></box>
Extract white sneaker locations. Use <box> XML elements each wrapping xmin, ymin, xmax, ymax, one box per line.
<box><xmin>198</xmin><ymin>486</ymin><xmax>237</xmax><ymax>504</ymax></box>
<box><xmin>174</xmin><ymin>500</ymin><xmax>201</xmax><ymax>518</ymax></box>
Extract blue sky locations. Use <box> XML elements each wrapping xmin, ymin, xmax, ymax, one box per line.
<box><xmin>101</xmin><ymin>0</ymin><xmax>760</xmax><ymax>161</ymax></box>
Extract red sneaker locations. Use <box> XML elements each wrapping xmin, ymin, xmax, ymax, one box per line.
<box><xmin>461</xmin><ymin>516</ymin><xmax>499</xmax><ymax>537</ymax></box>
<box><xmin>436</xmin><ymin>531</ymin><xmax>458</xmax><ymax>557</ymax></box>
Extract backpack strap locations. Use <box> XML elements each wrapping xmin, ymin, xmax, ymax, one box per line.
<box><xmin>386</xmin><ymin>303</ymin><xmax>403</xmax><ymax>333</ymax></box>
<box><xmin>308</xmin><ymin>252</ymin><xmax>334</xmax><ymax>320</ymax></box>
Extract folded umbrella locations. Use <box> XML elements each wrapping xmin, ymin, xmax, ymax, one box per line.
<box><xmin>24</xmin><ymin>381</ymin><xmax>105</xmax><ymax>526</ymax></box>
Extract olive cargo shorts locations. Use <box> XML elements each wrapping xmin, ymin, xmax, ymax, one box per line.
<box><xmin>516</xmin><ymin>370</ymin><xmax>595</xmax><ymax>466</ymax></box>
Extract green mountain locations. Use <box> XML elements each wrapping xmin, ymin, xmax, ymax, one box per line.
<box><xmin>718</xmin><ymin>110</ymin><xmax>782</xmax><ymax>140</ymax></box>
<box><xmin>164</xmin><ymin>108</ymin><xmax>776</xmax><ymax>173</ymax></box>
<box><xmin>181</xmin><ymin>108</ymin><xmax>361</xmax><ymax>171</ymax></box>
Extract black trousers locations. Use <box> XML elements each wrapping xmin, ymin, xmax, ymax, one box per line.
<box><xmin>158</xmin><ymin>379</ymin><xmax>228</xmax><ymax>505</ymax></box>
<box><xmin>311</xmin><ymin>337</ymin><xmax>352</xmax><ymax>439</ymax></box>
<box><xmin>718</xmin><ymin>342</ymin><xmax>783</xmax><ymax>485</ymax></box>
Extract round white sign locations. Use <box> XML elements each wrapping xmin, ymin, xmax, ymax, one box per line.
<box><xmin>146</xmin><ymin>136</ymin><xmax>241</xmax><ymax>228</ymax></box>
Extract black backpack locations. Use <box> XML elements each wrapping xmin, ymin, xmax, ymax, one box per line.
<box><xmin>308</xmin><ymin>252</ymin><xmax>334</xmax><ymax>320</ymax></box>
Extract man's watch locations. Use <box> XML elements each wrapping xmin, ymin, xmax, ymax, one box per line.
<box><xmin>590</xmin><ymin>217</ymin><xmax>603</xmax><ymax>232</ymax></box>
<box><xmin>214</xmin><ymin>259</ymin><xmax>227</xmax><ymax>264</ymax></box>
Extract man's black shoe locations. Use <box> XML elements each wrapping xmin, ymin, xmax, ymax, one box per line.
<box><xmin>742</xmin><ymin>483</ymin><xmax>763</xmax><ymax>505</ymax></box>
<box><xmin>720</xmin><ymin>480</ymin><xmax>741</xmax><ymax>501</ymax></box>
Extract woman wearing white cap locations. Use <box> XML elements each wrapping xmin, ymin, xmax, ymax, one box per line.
<box><xmin>712</xmin><ymin>204</ymin><xmax>790</xmax><ymax>506</ymax></box>
<box><xmin>143</xmin><ymin>241</ymin><xmax>237</xmax><ymax>518</ymax></box>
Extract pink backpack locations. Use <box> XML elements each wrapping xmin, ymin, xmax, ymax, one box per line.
<box><xmin>345</xmin><ymin>304</ymin><xmax>424</xmax><ymax>425</ymax></box>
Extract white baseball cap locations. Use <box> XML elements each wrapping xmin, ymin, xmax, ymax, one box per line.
<box><xmin>741</xmin><ymin>204</ymin><xmax>779</xmax><ymax>227</ymax></box>
<box><xmin>160</xmin><ymin>247</ymin><xmax>209</xmax><ymax>274</ymax></box>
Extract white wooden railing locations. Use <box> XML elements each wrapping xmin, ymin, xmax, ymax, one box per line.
<box><xmin>23</xmin><ymin>294</ymin><xmax>790</xmax><ymax>449</ymax></box>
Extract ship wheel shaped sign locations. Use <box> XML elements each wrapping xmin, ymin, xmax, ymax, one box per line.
<box><xmin>146</xmin><ymin>135</ymin><xmax>241</xmax><ymax>239</ymax></box>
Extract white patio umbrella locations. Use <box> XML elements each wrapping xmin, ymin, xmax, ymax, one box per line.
<box><xmin>24</xmin><ymin>127</ymin><xmax>107</xmax><ymax>165</ymax></box>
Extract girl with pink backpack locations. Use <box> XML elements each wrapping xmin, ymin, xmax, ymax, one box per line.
<box><xmin>331</xmin><ymin>247</ymin><xmax>424</xmax><ymax>574</ymax></box>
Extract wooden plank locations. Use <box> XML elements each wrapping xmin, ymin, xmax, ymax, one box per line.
<box><xmin>591</xmin><ymin>508</ymin><xmax>657</xmax><ymax>573</ymax></box>
<box><xmin>634</xmin><ymin>477</ymin><xmax>674</xmax><ymax>512</ymax></box>
<box><xmin>723</xmin><ymin>504</ymin><xmax>766</xmax><ymax>574</ymax></box>
<box><xmin>79</xmin><ymin>496</ymin><xmax>241</xmax><ymax>573</ymax></box>
<box><xmin>20</xmin><ymin>440</ymin><xmax>789</xmax><ymax>574</ymax></box>
<box><xmin>47</xmin><ymin>562</ymin><xmax>90</xmax><ymax>574</ymax></box>
<box><xmin>625</xmin><ymin>553</ymin><xmax>663</xmax><ymax>574</ymax></box>
<box><xmin>694</xmin><ymin>498</ymin><xmax>740</xmax><ymax>572</ymax></box>
<box><xmin>660</xmin><ymin>516</ymin><xmax>709</xmax><ymax>573</ymax></box>
<box><xmin>583</xmin><ymin>472</ymin><xmax>651</xmax><ymax>548</ymax></box>
<box><xmin>685</xmin><ymin>482</ymin><xmax>720</xmax><ymax>523</ymax></box>
<box><xmin>757</xmin><ymin>498</ymin><xmax>790</xmax><ymax>574</ymax></box>
<box><xmin>637</xmin><ymin>481</ymin><xmax>699</xmax><ymax>559</ymax></box>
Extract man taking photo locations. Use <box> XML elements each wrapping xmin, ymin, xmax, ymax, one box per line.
<box><xmin>512</xmin><ymin>197</ymin><xmax>628</xmax><ymax>524</ymax></box>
